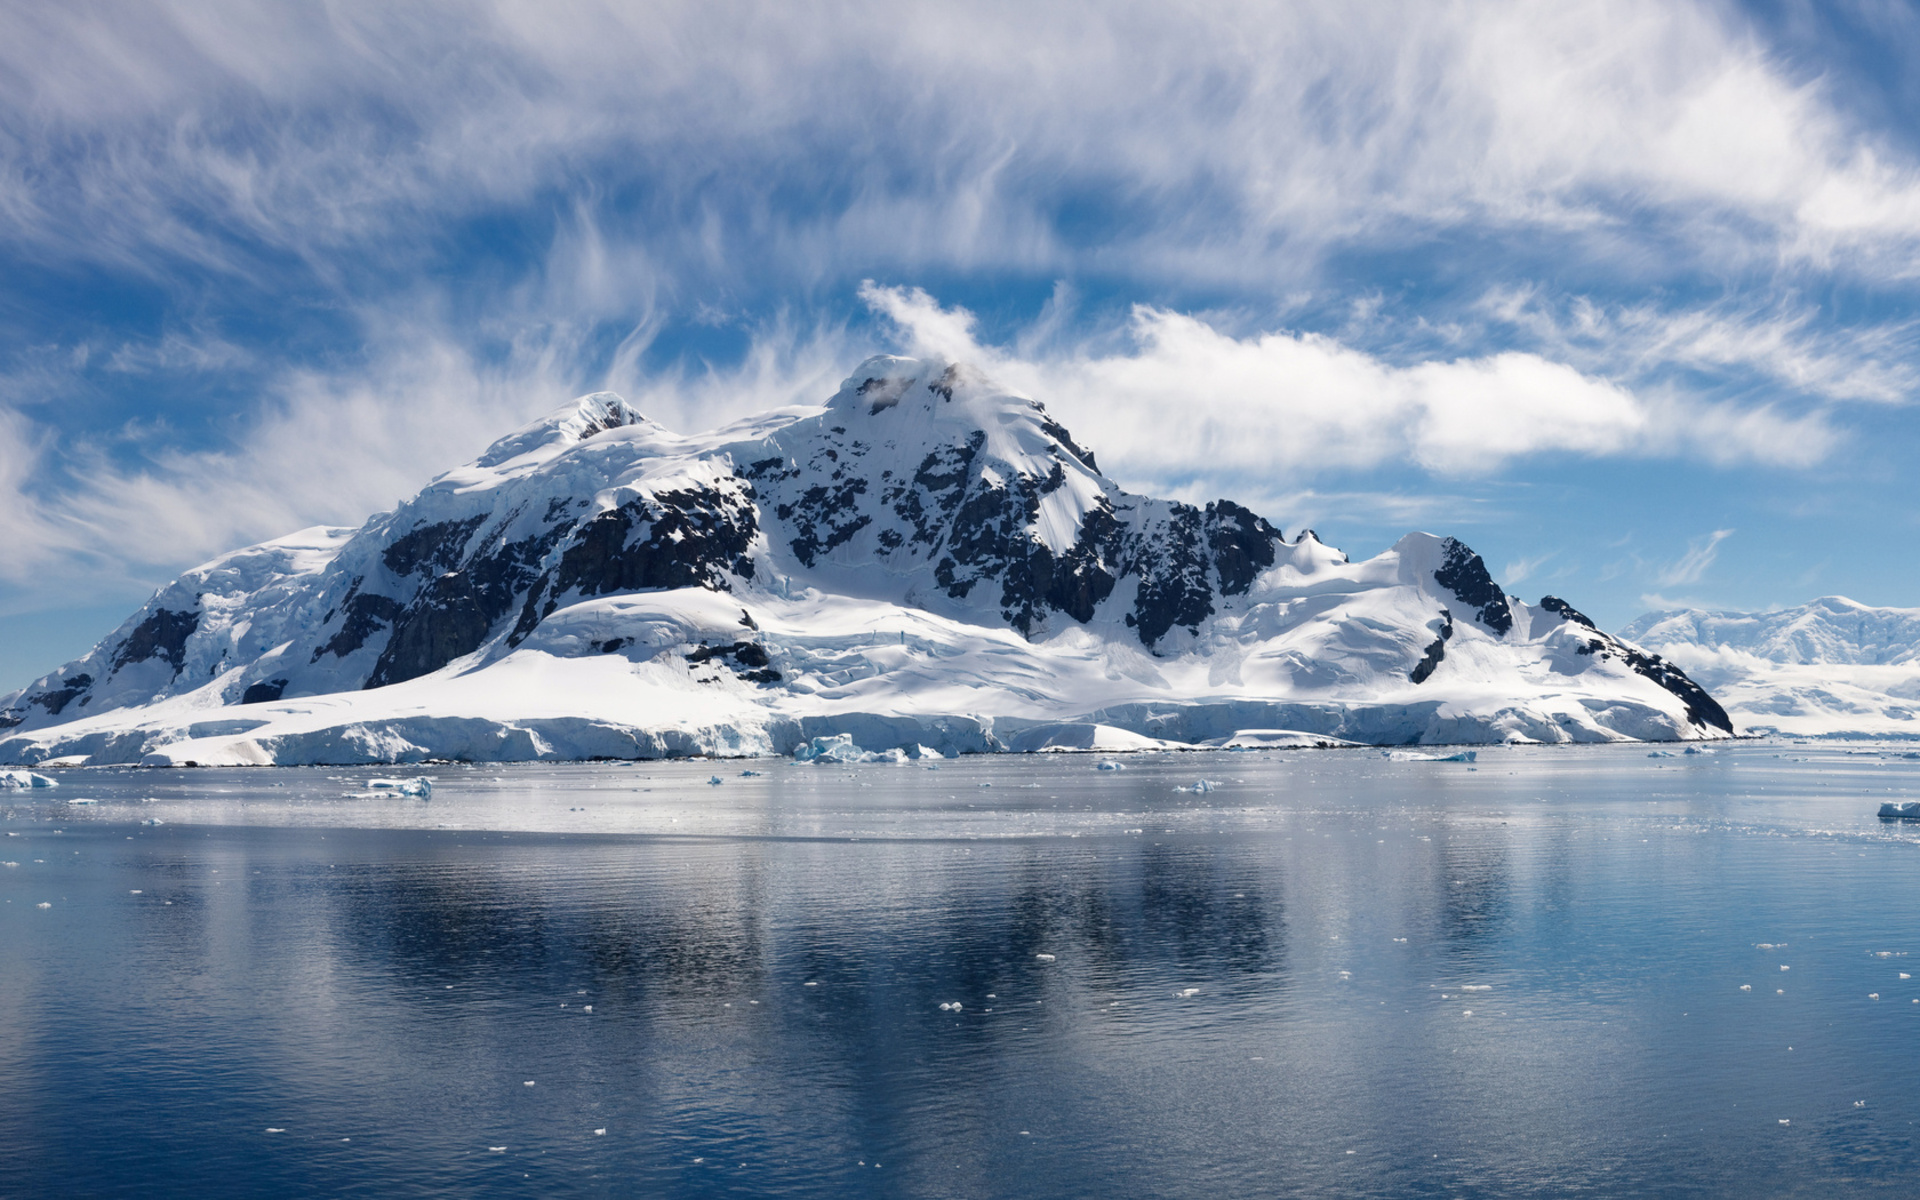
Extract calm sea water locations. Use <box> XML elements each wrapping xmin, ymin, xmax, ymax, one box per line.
<box><xmin>5</xmin><ymin>742</ymin><xmax>1920</xmax><ymax>1198</ymax></box>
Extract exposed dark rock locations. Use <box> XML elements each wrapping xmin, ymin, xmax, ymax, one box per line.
<box><xmin>31</xmin><ymin>674</ymin><xmax>94</xmax><ymax>715</ymax></box>
<box><xmin>1539</xmin><ymin>596</ymin><xmax>1597</xmax><ymax>629</ymax></box>
<box><xmin>1204</xmin><ymin>500</ymin><xmax>1283</xmax><ymax>596</ymax></box>
<box><xmin>506</xmin><ymin>486</ymin><xmax>760</xmax><ymax>649</ymax></box>
<box><xmin>111</xmin><ymin>609</ymin><xmax>201</xmax><ymax>676</ymax></box>
<box><xmin>683</xmin><ymin>641</ymin><xmax>780</xmax><ymax>684</ymax></box>
<box><xmin>241</xmin><ymin>678</ymin><xmax>288</xmax><ymax>705</ymax></box>
<box><xmin>313</xmin><ymin>585</ymin><xmax>405</xmax><ymax>663</ymax></box>
<box><xmin>1575</xmin><ymin>636</ymin><xmax>1733</xmax><ymax>733</ymax></box>
<box><xmin>888</xmin><ymin>432</ymin><xmax>984</xmax><ymax>550</ymax></box>
<box><xmin>1410</xmin><ymin>612</ymin><xmax>1453</xmax><ymax>684</ymax></box>
<box><xmin>1128</xmin><ymin>504</ymin><xmax>1215</xmax><ymax>646</ymax></box>
<box><xmin>372</xmin><ymin>524</ymin><xmax>573</xmax><ymax>687</ymax></box>
<box><xmin>591</xmin><ymin>638</ymin><xmax>630</xmax><ymax>654</ymax></box>
<box><xmin>1039</xmin><ymin>415</ymin><xmax>1099</xmax><ymax>474</ymax></box>
<box><xmin>782</xmin><ymin>479</ymin><xmax>871</xmax><ymax>567</ymax></box>
<box><xmin>1433</xmin><ymin>538</ymin><xmax>1512</xmax><ymax>635</ymax></box>
<box><xmin>382</xmin><ymin>517</ymin><xmax>484</xmax><ymax>577</ymax></box>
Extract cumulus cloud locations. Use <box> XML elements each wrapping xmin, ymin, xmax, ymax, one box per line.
<box><xmin>863</xmin><ymin>284</ymin><xmax>1838</xmax><ymax>488</ymax></box>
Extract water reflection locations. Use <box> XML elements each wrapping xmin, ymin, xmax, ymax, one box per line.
<box><xmin>6</xmin><ymin>745</ymin><xmax>1920</xmax><ymax>1196</ymax></box>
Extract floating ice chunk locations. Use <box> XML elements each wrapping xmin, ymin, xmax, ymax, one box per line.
<box><xmin>1382</xmin><ymin>750</ymin><xmax>1477</xmax><ymax>763</ymax></box>
<box><xmin>1900</xmin><ymin>973</ymin><xmax>1910</xmax><ymax>980</ymax></box>
<box><xmin>739</xmin><ymin>770</ymin><xmax>762</xmax><ymax>777</ymax></box>
<box><xmin>367</xmin><ymin>777</ymin><xmax>432</xmax><ymax>797</ymax></box>
<box><xmin>1683</xmin><ymin>747</ymin><xmax>1715</xmax><ymax>755</ymax></box>
<box><xmin>1855</xmin><ymin>1101</ymin><xmax>1867</xmax><ymax>1108</ymax></box>
<box><xmin>265</xmin><ymin>1128</ymin><xmax>285</xmax><ymax>1134</ymax></box>
<box><xmin>595</xmin><ymin>1128</ymin><xmax>607</xmax><ymax>1135</ymax></box>
<box><xmin>35</xmin><ymin>901</ymin><xmax>50</xmax><ymax>909</ymax></box>
<box><xmin>489</xmin><ymin>1146</ymin><xmax>506</xmax><ymax>1152</ymax></box>
<box><xmin>707</xmin><ymin>776</ymin><xmax>724</xmax><ymax>786</ymax></box>
<box><xmin>1879</xmin><ymin>801</ymin><xmax>1920</xmax><ymax>819</ymax></box>
<box><xmin>523</xmin><ymin>1081</ymin><xmax>536</xmax><ymax>1087</ymax></box>
<box><xmin>0</xmin><ymin>770</ymin><xmax>56</xmax><ymax>789</ymax></box>
<box><xmin>142</xmin><ymin>818</ymin><xmax>165</xmax><ymax>826</ymax></box>
<box><xmin>1175</xmin><ymin>987</ymin><xmax>1200</xmax><ymax>998</ymax></box>
<box><xmin>792</xmin><ymin>734</ymin><xmax>891</xmax><ymax>765</ymax></box>
<box><xmin>1035</xmin><ymin>953</ymin><xmax>1056</xmax><ymax>962</ymax></box>
<box><xmin>1095</xmin><ymin>760</ymin><xmax>1126</xmax><ymax>771</ymax></box>
<box><xmin>1648</xmin><ymin>750</ymin><xmax>1676</xmax><ymax>758</ymax></box>
<box><xmin>1870</xmin><ymin>993</ymin><xmax>1880</xmax><ymax>1000</ymax></box>
<box><xmin>1460</xmin><ymin>985</ymin><xmax>1491</xmax><ymax>992</ymax></box>
<box><xmin>1174</xmin><ymin>780</ymin><xmax>1221</xmax><ymax>794</ymax></box>
<box><xmin>1781</xmin><ymin>965</ymin><xmax>1790</xmax><ymax>971</ymax></box>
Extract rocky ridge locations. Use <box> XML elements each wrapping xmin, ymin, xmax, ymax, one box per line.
<box><xmin>1</xmin><ymin>357</ymin><xmax>1730</xmax><ymax>765</ymax></box>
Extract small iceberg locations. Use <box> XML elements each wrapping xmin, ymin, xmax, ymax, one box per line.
<box><xmin>367</xmin><ymin>777</ymin><xmax>432</xmax><ymax>797</ymax></box>
<box><xmin>1095</xmin><ymin>760</ymin><xmax>1126</xmax><ymax>771</ymax></box>
<box><xmin>1175</xmin><ymin>780</ymin><xmax>1221</xmax><ymax>794</ymax></box>
<box><xmin>1383</xmin><ymin>750</ymin><xmax>1477</xmax><ymax>763</ymax></box>
<box><xmin>791</xmin><ymin>734</ymin><xmax>907</xmax><ymax>764</ymax></box>
<box><xmin>0</xmin><ymin>770</ymin><xmax>57</xmax><ymax>789</ymax></box>
<box><xmin>707</xmin><ymin>775</ymin><xmax>724</xmax><ymax>786</ymax></box>
<box><xmin>1879</xmin><ymin>801</ymin><xmax>1920</xmax><ymax>820</ymax></box>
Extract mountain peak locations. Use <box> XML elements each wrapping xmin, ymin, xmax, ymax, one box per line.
<box><xmin>474</xmin><ymin>391</ymin><xmax>650</xmax><ymax>470</ymax></box>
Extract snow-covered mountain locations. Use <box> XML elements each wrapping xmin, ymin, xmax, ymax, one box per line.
<box><xmin>1623</xmin><ymin>597</ymin><xmax>1920</xmax><ymax>738</ymax></box>
<box><xmin>0</xmin><ymin>356</ymin><xmax>1730</xmax><ymax>765</ymax></box>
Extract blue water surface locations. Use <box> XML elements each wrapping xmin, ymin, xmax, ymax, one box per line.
<box><xmin>4</xmin><ymin>742</ymin><xmax>1920</xmax><ymax>1197</ymax></box>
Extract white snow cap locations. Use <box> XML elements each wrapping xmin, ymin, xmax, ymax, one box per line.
<box><xmin>474</xmin><ymin>392</ymin><xmax>650</xmax><ymax>470</ymax></box>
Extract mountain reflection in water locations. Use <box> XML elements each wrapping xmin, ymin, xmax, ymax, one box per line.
<box><xmin>5</xmin><ymin>744</ymin><xmax>1920</xmax><ymax>1197</ymax></box>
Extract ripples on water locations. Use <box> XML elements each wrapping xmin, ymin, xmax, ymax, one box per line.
<box><xmin>4</xmin><ymin>743</ymin><xmax>1920</xmax><ymax>1197</ymax></box>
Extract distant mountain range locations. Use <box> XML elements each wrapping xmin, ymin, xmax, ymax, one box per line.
<box><xmin>1624</xmin><ymin>597</ymin><xmax>1920</xmax><ymax>738</ymax></box>
<box><xmin>1</xmin><ymin>356</ymin><xmax>1731</xmax><ymax>766</ymax></box>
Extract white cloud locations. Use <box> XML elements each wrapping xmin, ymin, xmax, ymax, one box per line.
<box><xmin>0</xmin><ymin>303</ymin><xmax>853</xmax><ymax>596</ymax></box>
<box><xmin>863</xmin><ymin>285</ymin><xmax>1838</xmax><ymax>490</ymax></box>
<box><xmin>1657</xmin><ymin>529</ymin><xmax>1735</xmax><ymax>587</ymax></box>
<box><xmin>4</xmin><ymin>0</ymin><xmax>1920</xmax><ymax>288</ymax></box>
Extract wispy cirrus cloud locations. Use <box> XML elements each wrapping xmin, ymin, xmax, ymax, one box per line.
<box><xmin>1657</xmin><ymin>529</ymin><xmax>1737</xmax><ymax>588</ymax></box>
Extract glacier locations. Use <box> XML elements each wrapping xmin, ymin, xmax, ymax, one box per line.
<box><xmin>0</xmin><ymin>356</ymin><xmax>1731</xmax><ymax>766</ymax></box>
<box><xmin>1624</xmin><ymin>597</ymin><xmax>1920</xmax><ymax>738</ymax></box>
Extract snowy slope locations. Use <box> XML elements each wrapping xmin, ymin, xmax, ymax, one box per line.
<box><xmin>0</xmin><ymin>357</ymin><xmax>1730</xmax><ymax>765</ymax></box>
<box><xmin>1623</xmin><ymin>598</ymin><xmax>1920</xmax><ymax>737</ymax></box>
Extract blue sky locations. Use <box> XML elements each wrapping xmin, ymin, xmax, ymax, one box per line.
<box><xmin>5</xmin><ymin>0</ymin><xmax>1920</xmax><ymax>687</ymax></box>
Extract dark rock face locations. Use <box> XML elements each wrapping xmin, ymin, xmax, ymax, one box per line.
<box><xmin>1204</xmin><ymin>501</ymin><xmax>1283</xmax><ymax>596</ymax></box>
<box><xmin>509</xmin><ymin>484</ymin><xmax>760</xmax><ymax>648</ymax></box>
<box><xmin>1434</xmin><ymin>538</ymin><xmax>1512</xmax><ymax>635</ymax></box>
<box><xmin>112</xmin><ymin>609</ymin><xmax>201</xmax><ymax>675</ymax></box>
<box><xmin>241</xmin><ymin>678</ymin><xmax>287</xmax><ymax>704</ymax></box>
<box><xmin>684</xmin><ymin>641</ymin><xmax>781</xmax><ymax>684</ymax></box>
<box><xmin>1127</xmin><ymin>504</ymin><xmax>1217</xmax><ymax>645</ymax></box>
<box><xmin>1575</xmin><ymin>636</ymin><xmax>1733</xmax><ymax>733</ymax></box>
<box><xmin>313</xmin><ymin>586</ymin><xmax>405</xmax><ymax>662</ymax></box>
<box><xmin>1539</xmin><ymin>596</ymin><xmax>1597</xmax><ymax>629</ymax></box>
<box><xmin>372</xmin><ymin>525</ymin><xmax>567</xmax><ymax>688</ymax></box>
<box><xmin>31</xmin><ymin>674</ymin><xmax>93</xmax><ymax>715</ymax></box>
<box><xmin>382</xmin><ymin>517</ymin><xmax>484</xmax><ymax>578</ymax></box>
<box><xmin>1410</xmin><ymin>612</ymin><xmax>1453</xmax><ymax>684</ymax></box>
